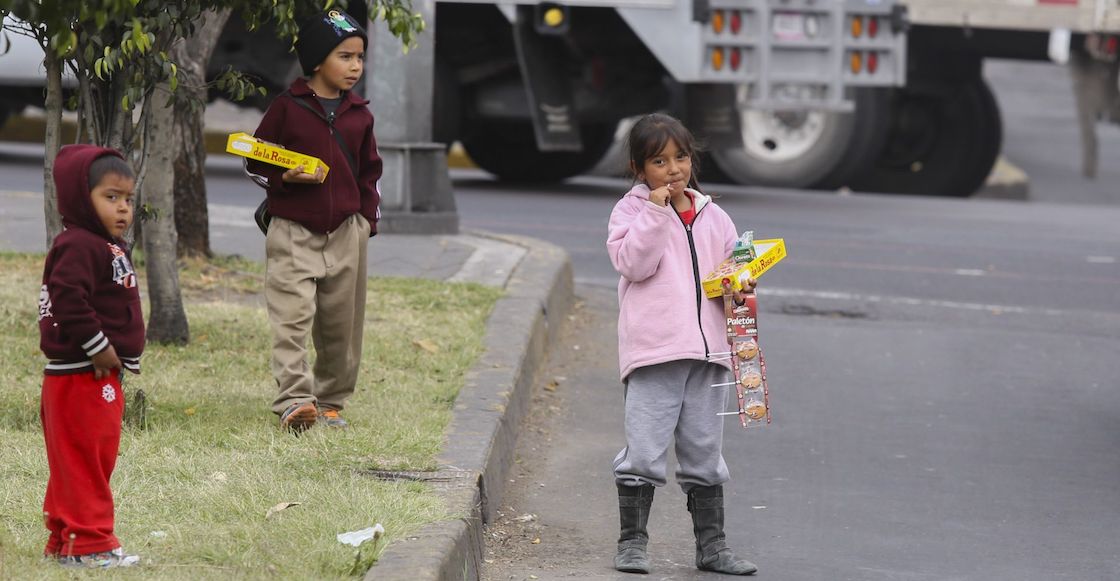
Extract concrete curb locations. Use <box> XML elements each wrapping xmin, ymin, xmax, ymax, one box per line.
<box><xmin>368</xmin><ymin>232</ymin><xmax>574</xmax><ymax>581</ymax></box>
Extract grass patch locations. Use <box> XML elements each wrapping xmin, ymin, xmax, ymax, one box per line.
<box><xmin>0</xmin><ymin>252</ymin><xmax>501</xmax><ymax>579</ymax></box>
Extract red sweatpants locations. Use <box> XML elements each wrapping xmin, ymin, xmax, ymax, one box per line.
<box><xmin>40</xmin><ymin>370</ymin><xmax>124</xmax><ymax>556</ymax></box>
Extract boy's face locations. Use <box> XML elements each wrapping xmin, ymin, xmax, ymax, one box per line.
<box><xmin>90</xmin><ymin>172</ymin><xmax>136</xmax><ymax>238</ymax></box>
<box><xmin>313</xmin><ymin>36</ymin><xmax>365</xmax><ymax>95</ymax></box>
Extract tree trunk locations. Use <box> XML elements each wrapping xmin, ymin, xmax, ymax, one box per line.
<box><xmin>173</xmin><ymin>9</ymin><xmax>231</xmax><ymax>258</ymax></box>
<box><xmin>42</xmin><ymin>53</ymin><xmax>65</xmax><ymax>247</ymax></box>
<box><xmin>141</xmin><ymin>82</ymin><xmax>190</xmax><ymax>345</ymax></box>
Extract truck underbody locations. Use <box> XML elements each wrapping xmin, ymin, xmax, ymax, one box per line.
<box><xmin>425</xmin><ymin>2</ymin><xmax>1118</xmax><ymax>196</ymax></box>
<box><xmin>3</xmin><ymin>2</ymin><xmax>1117</xmax><ymax>196</ymax></box>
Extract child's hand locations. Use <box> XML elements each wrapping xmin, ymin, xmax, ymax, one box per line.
<box><xmin>733</xmin><ymin>277</ymin><xmax>758</xmax><ymax>305</ymax></box>
<box><xmin>282</xmin><ymin>165</ymin><xmax>325</xmax><ymax>184</ymax></box>
<box><xmin>91</xmin><ymin>345</ymin><xmax>121</xmax><ymax>380</ymax></box>
<box><xmin>649</xmin><ymin>184</ymin><xmax>672</xmax><ymax>207</ymax></box>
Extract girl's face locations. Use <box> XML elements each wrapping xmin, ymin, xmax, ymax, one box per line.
<box><xmin>638</xmin><ymin>138</ymin><xmax>692</xmax><ymax>192</ymax></box>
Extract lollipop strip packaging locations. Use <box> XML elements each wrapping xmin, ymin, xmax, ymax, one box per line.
<box><xmin>706</xmin><ymin>231</ymin><xmax>785</xmax><ymax>428</ymax></box>
<box><xmin>712</xmin><ymin>286</ymin><xmax>770</xmax><ymax>427</ymax></box>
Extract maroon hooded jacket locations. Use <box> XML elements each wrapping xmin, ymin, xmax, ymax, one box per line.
<box><xmin>39</xmin><ymin>145</ymin><xmax>144</xmax><ymax>375</ymax></box>
<box><xmin>246</xmin><ymin>77</ymin><xmax>382</xmax><ymax>234</ymax></box>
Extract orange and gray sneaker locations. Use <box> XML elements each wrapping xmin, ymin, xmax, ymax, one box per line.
<box><xmin>280</xmin><ymin>401</ymin><xmax>318</xmax><ymax>432</ymax></box>
<box><xmin>318</xmin><ymin>408</ymin><xmax>349</xmax><ymax>428</ymax></box>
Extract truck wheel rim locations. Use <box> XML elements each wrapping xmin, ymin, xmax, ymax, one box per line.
<box><xmin>740</xmin><ymin>108</ymin><xmax>828</xmax><ymax>163</ymax></box>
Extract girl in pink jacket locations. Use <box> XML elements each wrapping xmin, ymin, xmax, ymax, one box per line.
<box><xmin>607</xmin><ymin>114</ymin><xmax>758</xmax><ymax>576</ymax></box>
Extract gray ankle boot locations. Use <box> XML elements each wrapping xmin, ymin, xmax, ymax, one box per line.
<box><xmin>615</xmin><ymin>483</ymin><xmax>655</xmax><ymax>574</ymax></box>
<box><xmin>686</xmin><ymin>484</ymin><xmax>758</xmax><ymax>575</ymax></box>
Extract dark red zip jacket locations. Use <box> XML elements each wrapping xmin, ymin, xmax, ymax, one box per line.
<box><xmin>39</xmin><ymin>145</ymin><xmax>144</xmax><ymax>375</ymax></box>
<box><xmin>246</xmin><ymin>77</ymin><xmax>382</xmax><ymax>234</ymax></box>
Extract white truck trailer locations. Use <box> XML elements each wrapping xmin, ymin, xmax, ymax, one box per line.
<box><xmin>705</xmin><ymin>0</ymin><xmax>1120</xmax><ymax>196</ymax></box>
<box><xmin>426</xmin><ymin>0</ymin><xmax>1119</xmax><ymax>195</ymax></box>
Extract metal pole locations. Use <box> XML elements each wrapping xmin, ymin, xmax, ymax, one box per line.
<box><xmin>367</xmin><ymin>0</ymin><xmax>459</xmax><ymax>233</ymax></box>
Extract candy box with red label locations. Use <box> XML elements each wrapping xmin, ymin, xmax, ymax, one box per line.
<box><xmin>702</xmin><ymin>238</ymin><xmax>787</xmax><ymax>299</ymax></box>
<box><xmin>225</xmin><ymin>132</ymin><xmax>330</xmax><ymax>178</ymax></box>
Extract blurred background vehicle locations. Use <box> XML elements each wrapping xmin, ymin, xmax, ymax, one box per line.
<box><xmin>3</xmin><ymin>1</ymin><xmax>1118</xmax><ymax>196</ymax></box>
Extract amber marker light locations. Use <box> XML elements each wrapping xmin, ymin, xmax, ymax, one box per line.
<box><xmin>712</xmin><ymin>47</ymin><xmax>725</xmax><ymax>70</ymax></box>
<box><xmin>543</xmin><ymin>7</ymin><xmax>564</xmax><ymax>27</ymax></box>
<box><xmin>849</xmin><ymin>51</ymin><xmax>862</xmax><ymax>73</ymax></box>
<box><xmin>850</xmin><ymin>15</ymin><xmax>863</xmax><ymax>38</ymax></box>
<box><xmin>712</xmin><ymin>10</ymin><xmax>725</xmax><ymax>34</ymax></box>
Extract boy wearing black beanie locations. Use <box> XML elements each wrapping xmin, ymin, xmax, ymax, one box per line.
<box><xmin>245</xmin><ymin>9</ymin><xmax>382</xmax><ymax>432</ymax></box>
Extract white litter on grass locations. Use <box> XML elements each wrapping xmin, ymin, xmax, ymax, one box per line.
<box><xmin>337</xmin><ymin>523</ymin><xmax>384</xmax><ymax>547</ymax></box>
<box><xmin>150</xmin><ymin>531</ymin><xmax>167</xmax><ymax>538</ymax></box>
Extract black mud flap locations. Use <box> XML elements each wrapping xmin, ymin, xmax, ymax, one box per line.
<box><xmin>513</xmin><ymin>5</ymin><xmax>581</xmax><ymax>152</ymax></box>
<box><xmin>685</xmin><ymin>83</ymin><xmax>743</xmax><ymax>151</ymax></box>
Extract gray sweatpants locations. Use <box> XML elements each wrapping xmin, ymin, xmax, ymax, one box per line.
<box><xmin>613</xmin><ymin>359</ymin><xmax>732</xmax><ymax>492</ymax></box>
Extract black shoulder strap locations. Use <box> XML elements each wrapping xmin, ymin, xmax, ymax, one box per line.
<box><xmin>280</xmin><ymin>90</ymin><xmax>360</xmax><ymax>182</ymax></box>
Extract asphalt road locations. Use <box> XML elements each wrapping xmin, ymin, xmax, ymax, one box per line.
<box><xmin>460</xmin><ymin>60</ymin><xmax>1120</xmax><ymax>580</ymax></box>
<box><xmin>460</xmin><ymin>171</ymin><xmax>1120</xmax><ymax>581</ymax></box>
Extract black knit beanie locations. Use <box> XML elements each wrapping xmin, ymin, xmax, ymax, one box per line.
<box><xmin>295</xmin><ymin>10</ymin><xmax>368</xmax><ymax>77</ymax></box>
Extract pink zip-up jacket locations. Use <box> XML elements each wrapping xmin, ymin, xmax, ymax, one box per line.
<box><xmin>608</xmin><ymin>183</ymin><xmax>739</xmax><ymax>381</ymax></box>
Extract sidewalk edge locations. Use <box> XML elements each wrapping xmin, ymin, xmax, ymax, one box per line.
<box><xmin>368</xmin><ymin>233</ymin><xmax>574</xmax><ymax>581</ymax></box>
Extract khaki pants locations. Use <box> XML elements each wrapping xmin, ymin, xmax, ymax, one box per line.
<box><xmin>265</xmin><ymin>214</ymin><xmax>370</xmax><ymax>415</ymax></box>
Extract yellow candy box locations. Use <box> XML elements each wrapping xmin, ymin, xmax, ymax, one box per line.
<box><xmin>701</xmin><ymin>238</ymin><xmax>787</xmax><ymax>298</ymax></box>
<box><xmin>225</xmin><ymin>132</ymin><xmax>330</xmax><ymax>177</ymax></box>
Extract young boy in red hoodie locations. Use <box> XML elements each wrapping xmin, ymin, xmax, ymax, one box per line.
<box><xmin>245</xmin><ymin>9</ymin><xmax>382</xmax><ymax>431</ymax></box>
<box><xmin>38</xmin><ymin>144</ymin><xmax>143</xmax><ymax>568</ymax></box>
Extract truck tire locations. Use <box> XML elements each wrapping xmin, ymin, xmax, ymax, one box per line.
<box><xmin>461</xmin><ymin>121</ymin><xmax>615</xmax><ymax>182</ymax></box>
<box><xmin>709</xmin><ymin>87</ymin><xmax>889</xmax><ymax>189</ymax></box>
<box><xmin>851</xmin><ymin>78</ymin><xmax>1002</xmax><ymax>197</ymax></box>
